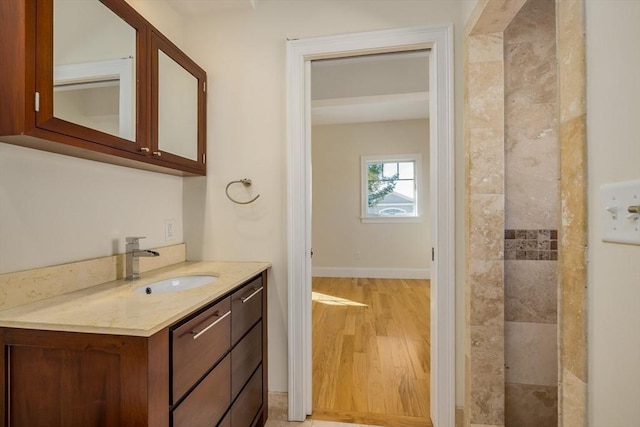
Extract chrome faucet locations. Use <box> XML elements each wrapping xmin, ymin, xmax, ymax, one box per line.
<box><xmin>125</xmin><ymin>237</ymin><xmax>160</xmax><ymax>281</ymax></box>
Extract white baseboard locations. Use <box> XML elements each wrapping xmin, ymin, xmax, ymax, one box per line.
<box><xmin>312</xmin><ymin>266</ymin><xmax>430</xmax><ymax>279</ymax></box>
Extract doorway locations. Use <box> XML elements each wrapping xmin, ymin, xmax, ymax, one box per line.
<box><xmin>309</xmin><ymin>50</ymin><xmax>431</xmax><ymax>425</ymax></box>
<box><xmin>286</xmin><ymin>25</ymin><xmax>455</xmax><ymax>426</ymax></box>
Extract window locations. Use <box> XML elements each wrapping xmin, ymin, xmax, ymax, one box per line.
<box><xmin>361</xmin><ymin>154</ymin><xmax>422</xmax><ymax>223</ymax></box>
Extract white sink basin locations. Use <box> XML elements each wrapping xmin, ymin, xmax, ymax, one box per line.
<box><xmin>134</xmin><ymin>275</ymin><xmax>218</xmax><ymax>295</ymax></box>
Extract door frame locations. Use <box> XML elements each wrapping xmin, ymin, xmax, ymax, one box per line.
<box><xmin>286</xmin><ymin>24</ymin><xmax>455</xmax><ymax>426</ymax></box>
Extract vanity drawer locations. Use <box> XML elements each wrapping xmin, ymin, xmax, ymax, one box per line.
<box><xmin>172</xmin><ymin>297</ymin><xmax>231</xmax><ymax>402</ymax></box>
<box><xmin>172</xmin><ymin>354</ymin><xmax>230</xmax><ymax>427</ymax></box>
<box><xmin>231</xmin><ymin>364</ymin><xmax>263</xmax><ymax>427</ymax></box>
<box><xmin>231</xmin><ymin>320</ymin><xmax>262</xmax><ymax>399</ymax></box>
<box><xmin>231</xmin><ymin>275</ymin><xmax>263</xmax><ymax>345</ymax></box>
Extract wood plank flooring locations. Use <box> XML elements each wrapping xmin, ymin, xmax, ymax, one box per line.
<box><xmin>311</xmin><ymin>277</ymin><xmax>432</xmax><ymax>427</ymax></box>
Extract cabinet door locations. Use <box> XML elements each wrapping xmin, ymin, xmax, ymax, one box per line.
<box><xmin>0</xmin><ymin>328</ymin><xmax>165</xmax><ymax>427</ymax></box>
<box><xmin>150</xmin><ymin>30</ymin><xmax>207</xmax><ymax>175</ymax></box>
<box><xmin>35</xmin><ymin>0</ymin><xmax>149</xmax><ymax>154</ymax></box>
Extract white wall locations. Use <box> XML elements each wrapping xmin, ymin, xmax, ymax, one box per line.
<box><xmin>180</xmin><ymin>0</ymin><xmax>471</xmax><ymax>394</ymax></box>
<box><xmin>0</xmin><ymin>143</ymin><xmax>183</xmax><ymax>274</ymax></box>
<box><xmin>0</xmin><ymin>1</ymin><xmax>186</xmax><ymax>274</ymax></box>
<box><xmin>585</xmin><ymin>1</ymin><xmax>640</xmax><ymax>425</ymax></box>
<box><xmin>311</xmin><ymin>120</ymin><xmax>430</xmax><ymax>275</ymax></box>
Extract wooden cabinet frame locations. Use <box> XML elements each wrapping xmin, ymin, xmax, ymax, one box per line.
<box><xmin>0</xmin><ymin>0</ymin><xmax>207</xmax><ymax>176</ymax></box>
<box><xmin>150</xmin><ymin>29</ymin><xmax>207</xmax><ymax>175</ymax></box>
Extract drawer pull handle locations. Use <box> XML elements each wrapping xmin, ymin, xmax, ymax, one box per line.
<box><xmin>191</xmin><ymin>310</ymin><xmax>231</xmax><ymax>340</ymax></box>
<box><xmin>240</xmin><ymin>286</ymin><xmax>263</xmax><ymax>303</ymax></box>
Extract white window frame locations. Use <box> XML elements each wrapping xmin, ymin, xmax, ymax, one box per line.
<box><xmin>360</xmin><ymin>153</ymin><xmax>423</xmax><ymax>223</ymax></box>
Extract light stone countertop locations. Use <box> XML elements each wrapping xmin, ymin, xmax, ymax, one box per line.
<box><xmin>0</xmin><ymin>261</ymin><xmax>270</xmax><ymax>337</ymax></box>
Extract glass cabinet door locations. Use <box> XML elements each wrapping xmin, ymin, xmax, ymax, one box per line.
<box><xmin>36</xmin><ymin>0</ymin><xmax>148</xmax><ymax>153</ymax></box>
<box><xmin>150</xmin><ymin>31</ymin><xmax>207</xmax><ymax>174</ymax></box>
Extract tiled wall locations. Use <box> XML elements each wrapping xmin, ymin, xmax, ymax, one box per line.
<box><xmin>464</xmin><ymin>0</ymin><xmax>588</xmax><ymax>425</ymax></box>
<box><xmin>503</xmin><ymin>1</ymin><xmax>558</xmax><ymax>426</ymax></box>
<box><xmin>463</xmin><ymin>0</ymin><xmax>584</xmax><ymax>426</ymax></box>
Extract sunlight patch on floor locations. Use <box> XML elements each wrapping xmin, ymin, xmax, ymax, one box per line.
<box><xmin>312</xmin><ymin>291</ymin><xmax>368</xmax><ymax>307</ymax></box>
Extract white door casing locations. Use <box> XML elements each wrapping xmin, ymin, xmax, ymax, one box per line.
<box><xmin>286</xmin><ymin>24</ymin><xmax>455</xmax><ymax>427</ymax></box>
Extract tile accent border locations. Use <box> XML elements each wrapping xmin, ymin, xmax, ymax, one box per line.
<box><xmin>505</xmin><ymin>229</ymin><xmax>558</xmax><ymax>260</ymax></box>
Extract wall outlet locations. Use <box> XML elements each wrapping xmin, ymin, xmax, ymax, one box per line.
<box><xmin>354</xmin><ymin>251</ymin><xmax>361</xmax><ymax>260</ymax></box>
<box><xmin>165</xmin><ymin>219</ymin><xmax>176</xmax><ymax>242</ymax></box>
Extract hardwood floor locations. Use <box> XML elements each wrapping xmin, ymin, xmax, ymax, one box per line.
<box><xmin>311</xmin><ymin>277</ymin><xmax>432</xmax><ymax>427</ymax></box>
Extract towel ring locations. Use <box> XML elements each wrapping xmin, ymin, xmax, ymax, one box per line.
<box><xmin>225</xmin><ymin>179</ymin><xmax>260</xmax><ymax>205</ymax></box>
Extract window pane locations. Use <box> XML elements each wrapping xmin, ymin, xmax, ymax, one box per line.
<box><xmin>382</xmin><ymin>162</ymin><xmax>398</xmax><ymax>178</ymax></box>
<box><xmin>395</xmin><ymin>180</ymin><xmax>415</xmax><ymax>199</ymax></box>
<box><xmin>398</xmin><ymin>161</ymin><xmax>414</xmax><ymax>179</ymax></box>
<box><xmin>362</xmin><ymin>155</ymin><xmax>420</xmax><ymax>219</ymax></box>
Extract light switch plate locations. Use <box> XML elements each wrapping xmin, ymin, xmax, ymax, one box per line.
<box><xmin>601</xmin><ymin>180</ymin><xmax>640</xmax><ymax>245</ymax></box>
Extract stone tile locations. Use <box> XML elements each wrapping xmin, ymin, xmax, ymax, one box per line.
<box><xmin>505</xmin><ymin>0</ymin><xmax>556</xmax><ymax>45</ymax></box>
<box><xmin>505</xmin><ymin>40</ymin><xmax>557</xmax><ymax>105</ymax></box>
<box><xmin>559</xmin><ymin>114</ymin><xmax>587</xmax><ymax>381</ymax></box>
<box><xmin>467</xmin><ymin>61</ymin><xmax>505</xmax><ymax>129</ymax></box>
<box><xmin>468</xmin><ymin>32</ymin><xmax>504</xmax><ymax>63</ymax></box>
<box><xmin>505</xmin><ymin>102</ymin><xmax>557</xmax><ymax>145</ymax></box>
<box><xmin>469</xmin><ymin>260</ymin><xmax>504</xmax><ymax>326</ymax></box>
<box><xmin>558</xmin><ymin>0</ymin><xmax>586</xmax><ymax>122</ymax></box>
<box><xmin>468</xmin><ymin>194</ymin><xmax>505</xmax><ymax>261</ymax></box>
<box><xmin>268</xmin><ymin>392</ymin><xmax>288</xmax><ymax>421</ymax></box>
<box><xmin>468</xmin><ymin>0</ymin><xmax>527</xmax><ymax>36</ymax></box>
<box><xmin>505</xmin><ymin>129</ymin><xmax>559</xmax><ymax>230</ymax></box>
<box><xmin>505</xmin><ymin>322</ymin><xmax>558</xmax><ymax>386</ymax></box>
<box><xmin>561</xmin><ymin>367</ymin><xmax>586</xmax><ymax>427</ymax></box>
<box><xmin>505</xmin><ymin>260</ymin><xmax>557</xmax><ymax>323</ymax></box>
<box><xmin>469</xmin><ymin>127</ymin><xmax>504</xmax><ymax>195</ymax></box>
<box><xmin>456</xmin><ymin>407</ymin><xmax>465</xmax><ymax>427</ymax></box>
<box><xmin>469</xmin><ymin>325</ymin><xmax>505</xmax><ymax>426</ymax></box>
<box><xmin>505</xmin><ymin>382</ymin><xmax>557</xmax><ymax>427</ymax></box>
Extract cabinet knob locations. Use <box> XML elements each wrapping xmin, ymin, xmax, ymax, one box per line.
<box><xmin>152</xmin><ymin>151</ymin><xmax>162</xmax><ymax>157</ymax></box>
<box><xmin>140</xmin><ymin>147</ymin><xmax>149</xmax><ymax>153</ymax></box>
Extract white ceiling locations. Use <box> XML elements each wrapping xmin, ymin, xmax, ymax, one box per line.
<box><xmin>312</xmin><ymin>92</ymin><xmax>429</xmax><ymax>125</ymax></box>
<box><xmin>311</xmin><ymin>51</ymin><xmax>430</xmax><ymax>125</ymax></box>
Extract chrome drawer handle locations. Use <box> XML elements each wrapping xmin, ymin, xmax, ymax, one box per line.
<box><xmin>240</xmin><ymin>286</ymin><xmax>263</xmax><ymax>303</ymax></box>
<box><xmin>191</xmin><ymin>310</ymin><xmax>231</xmax><ymax>340</ymax></box>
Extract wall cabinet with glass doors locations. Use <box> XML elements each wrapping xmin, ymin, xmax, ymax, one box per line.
<box><xmin>0</xmin><ymin>0</ymin><xmax>207</xmax><ymax>176</ymax></box>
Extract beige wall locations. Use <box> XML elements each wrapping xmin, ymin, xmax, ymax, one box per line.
<box><xmin>0</xmin><ymin>0</ymin><xmax>483</xmax><ymax>410</ymax></box>
<box><xmin>0</xmin><ymin>143</ymin><xmax>184</xmax><ymax>274</ymax></box>
<box><xmin>180</xmin><ymin>0</ymin><xmax>472</xmax><ymax>394</ymax></box>
<box><xmin>585</xmin><ymin>0</ymin><xmax>640</xmax><ymax>425</ymax></box>
<box><xmin>311</xmin><ymin>120</ymin><xmax>430</xmax><ymax>275</ymax></box>
<box><xmin>0</xmin><ymin>1</ymin><xmax>186</xmax><ymax>274</ymax></box>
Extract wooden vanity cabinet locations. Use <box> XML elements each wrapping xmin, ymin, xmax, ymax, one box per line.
<box><xmin>0</xmin><ymin>271</ymin><xmax>268</xmax><ymax>427</ymax></box>
<box><xmin>0</xmin><ymin>328</ymin><xmax>170</xmax><ymax>427</ymax></box>
<box><xmin>0</xmin><ymin>0</ymin><xmax>207</xmax><ymax>176</ymax></box>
